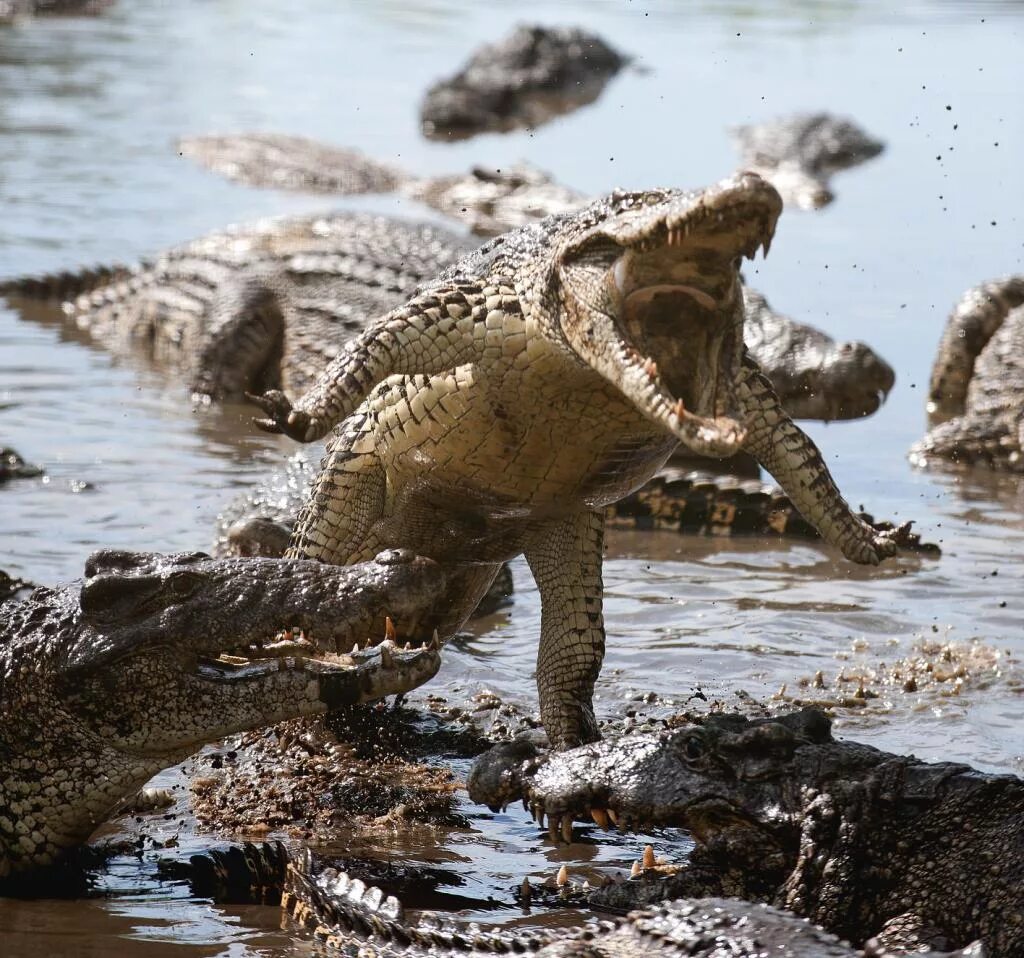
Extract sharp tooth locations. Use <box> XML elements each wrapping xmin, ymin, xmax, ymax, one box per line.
<box><xmin>607</xmin><ymin>809</ymin><xmax>619</xmax><ymax>826</ymax></box>
<box><xmin>643</xmin><ymin>845</ymin><xmax>656</xmax><ymax>870</ymax></box>
<box><xmin>672</xmin><ymin>399</ymin><xmax>686</xmax><ymax>420</ymax></box>
<box><xmin>762</xmin><ymin>233</ymin><xmax>773</xmax><ymax>257</ymax></box>
<box><xmin>561</xmin><ymin>816</ymin><xmax>574</xmax><ymax>844</ymax></box>
<box><xmin>430</xmin><ymin>629</ymin><xmax>441</xmax><ymax>651</ymax></box>
<box><xmin>630</xmin><ymin>860</ymin><xmax>642</xmax><ymax>878</ymax></box>
<box><xmin>404</xmin><ymin>642</ymin><xmax>411</xmax><ymax>650</ymax></box>
<box><xmin>283</xmin><ymin>629</ymin><xmax>293</xmax><ymax>641</ymax></box>
<box><xmin>591</xmin><ymin>808</ymin><xmax>611</xmax><ymax>830</ymax></box>
<box><xmin>643</xmin><ymin>358</ymin><xmax>658</xmax><ymax>380</ymax></box>
<box><xmin>352</xmin><ymin>642</ymin><xmax>360</xmax><ymax>653</ymax></box>
<box><xmin>385</xmin><ymin>616</ymin><xmax>396</xmax><ymax>642</ymax></box>
<box><xmin>556</xmin><ymin>865</ymin><xmax>568</xmax><ymax>887</ymax></box>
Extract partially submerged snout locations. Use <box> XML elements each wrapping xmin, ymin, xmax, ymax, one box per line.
<box><xmin>558</xmin><ymin>174</ymin><xmax>783</xmax><ymax>457</ymax></box>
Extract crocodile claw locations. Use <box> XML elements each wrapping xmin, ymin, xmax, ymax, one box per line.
<box><xmin>246</xmin><ymin>390</ymin><xmax>316</xmax><ymax>442</ymax></box>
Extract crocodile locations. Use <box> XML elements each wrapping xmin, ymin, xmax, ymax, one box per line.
<box><xmin>0</xmin><ymin>570</ymin><xmax>35</xmax><ymax>604</ymax></box>
<box><xmin>0</xmin><ymin>211</ymin><xmax>468</xmax><ymax>400</ymax></box>
<box><xmin>467</xmin><ymin>708</ymin><xmax>1017</xmax><ymax>956</ymax></box>
<box><xmin>420</xmin><ymin>25</ymin><xmax>627</xmax><ymax>141</ymax></box>
<box><xmin>1</xmin><ymin>215</ymin><xmax>895</xmax><ymax>420</ymax></box>
<box><xmin>732</xmin><ymin>114</ymin><xmax>885</xmax><ymax>210</ymax></box>
<box><xmin>0</xmin><ymin>446</ymin><xmax>43</xmax><ymax>482</ymax></box>
<box><xmin>249</xmin><ymin>175</ymin><xmax>899</xmax><ymax>748</ymax></box>
<box><xmin>170</xmin><ymin>842</ymin><xmax>977</xmax><ymax>957</ymax></box>
<box><xmin>909</xmin><ymin>276</ymin><xmax>1024</xmax><ymax>472</ymax></box>
<box><xmin>177</xmin><ymin>136</ymin><xmax>583</xmax><ymax>237</ymax></box>
<box><xmin>0</xmin><ymin>548</ymin><xmax>443</xmax><ymax>877</ymax></box>
<box><xmin>0</xmin><ymin>0</ymin><xmax>112</xmax><ymax>20</ymax></box>
<box><xmin>214</xmin><ymin>458</ymin><xmax>932</xmax><ymax>564</ymax></box>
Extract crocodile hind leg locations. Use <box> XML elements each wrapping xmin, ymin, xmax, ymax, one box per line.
<box><xmin>191</xmin><ymin>272</ymin><xmax>286</xmax><ymax>398</ymax></box>
<box><xmin>524</xmin><ymin>510</ymin><xmax>606</xmax><ymax>749</ymax></box>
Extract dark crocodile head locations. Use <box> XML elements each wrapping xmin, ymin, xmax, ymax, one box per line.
<box><xmin>0</xmin><ymin>549</ymin><xmax>443</xmax><ymax>875</ymax></box>
<box><xmin>469</xmin><ymin>709</ymin><xmax>885</xmax><ymax>871</ymax></box>
<box><xmin>549</xmin><ymin>174</ymin><xmax>782</xmax><ymax>458</ymax></box>
<box><xmin>742</xmin><ymin>289</ymin><xmax>896</xmax><ymax>421</ymax></box>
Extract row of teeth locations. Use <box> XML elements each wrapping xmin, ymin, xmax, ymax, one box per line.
<box><xmin>218</xmin><ymin>617</ymin><xmax>442</xmax><ymax>665</ymax></box>
<box><xmin>518</xmin><ymin>846</ymin><xmax>670</xmax><ymax>900</ymax></box>
<box><xmin>517</xmin><ymin>796</ymin><xmax>654</xmax><ymax>844</ymax></box>
<box><xmin>663</xmin><ymin>219</ymin><xmax>773</xmax><ymax>259</ymax></box>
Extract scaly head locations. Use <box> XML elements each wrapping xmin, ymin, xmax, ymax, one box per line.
<box><xmin>469</xmin><ymin>709</ymin><xmax>884</xmax><ymax>867</ymax></box>
<box><xmin>544</xmin><ymin>174</ymin><xmax>782</xmax><ymax>457</ymax></box>
<box><xmin>0</xmin><ymin>549</ymin><xmax>444</xmax><ymax>875</ymax></box>
<box><xmin>54</xmin><ymin>548</ymin><xmax>443</xmax><ymax>756</ymax></box>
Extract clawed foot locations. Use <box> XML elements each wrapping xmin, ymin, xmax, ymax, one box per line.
<box><xmin>842</xmin><ymin>523</ymin><xmax>900</xmax><ymax>565</ymax></box>
<box><xmin>245</xmin><ymin>390</ymin><xmax>319</xmax><ymax>442</ymax></box>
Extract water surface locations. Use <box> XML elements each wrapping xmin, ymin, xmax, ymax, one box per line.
<box><xmin>1</xmin><ymin>1</ymin><xmax>1022</xmax><ymax>954</ymax></box>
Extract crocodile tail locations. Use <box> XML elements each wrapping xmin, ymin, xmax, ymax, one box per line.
<box><xmin>283</xmin><ymin>850</ymin><xmax>557</xmax><ymax>955</ymax></box>
<box><xmin>607</xmin><ymin>470</ymin><xmax>940</xmax><ymax>555</ymax></box>
<box><xmin>160</xmin><ymin>841</ymin><xmax>289</xmax><ymax>904</ymax></box>
<box><xmin>607</xmin><ymin>470</ymin><xmax>818</xmax><ymax>539</ymax></box>
<box><xmin>178</xmin><ymin>132</ymin><xmax>407</xmax><ymax>196</ymax></box>
<box><xmin>0</xmin><ymin>263</ymin><xmax>135</xmax><ymax>302</ymax></box>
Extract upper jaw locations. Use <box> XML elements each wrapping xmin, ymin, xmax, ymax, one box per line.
<box><xmin>558</xmin><ymin>174</ymin><xmax>782</xmax><ymax>457</ymax></box>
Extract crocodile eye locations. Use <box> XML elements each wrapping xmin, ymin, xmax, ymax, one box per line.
<box><xmin>167</xmin><ymin>571</ymin><xmax>202</xmax><ymax>597</ymax></box>
<box><xmin>683</xmin><ymin>736</ymin><xmax>704</xmax><ymax>762</ymax></box>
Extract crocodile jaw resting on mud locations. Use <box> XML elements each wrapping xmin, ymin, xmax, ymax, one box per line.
<box><xmin>0</xmin><ymin>549</ymin><xmax>443</xmax><ymax>877</ymax></box>
<box><xmin>467</xmin><ymin>708</ymin><xmax>1013</xmax><ymax>956</ymax></box>
<box><xmin>249</xmin><ymin>174</ymin><xmax>899</xmax><ymax>749</ymax></box>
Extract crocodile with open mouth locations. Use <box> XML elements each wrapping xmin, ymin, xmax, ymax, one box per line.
<box><xmin>0</xmin><ymin>548</ymin><xmax>442</xmax><ymax>877</ymax></box>
<box><xmin>0</xmin><ymin>211</ymin><xmax>894</xmax><ymax>420</ymax></box>
<box><xmin>249</xmin><ymin>175</ymin><xmax>899</xmax><ymax>749</ymax></box>
<box><xmin>910</xmin><ymin>276</ymin><xmax>1024</xmax><ymax>472</ymax></box>
<box><xmin>467</xmin><ymin>708</ymin><xmax>1016</xmax><ymax>956</ymax></box>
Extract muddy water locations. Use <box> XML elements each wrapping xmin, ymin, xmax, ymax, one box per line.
<box><xmin>1</xmin><ymin>0</ymin><xmax>1023</xmax><ymax>954</ymax></box>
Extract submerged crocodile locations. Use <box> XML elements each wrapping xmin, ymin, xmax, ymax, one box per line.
<box><xmin>732</xmin><ymin>113</ymin><xmax>885</xmax><ymax>210</ymax></box>
<box><xmin>0</xmin><ymin>0</ymin><xmax>112</xmax><ymax>20</ymax></box>
<box><xmin>178</xmin><ymin>137</ymin><xmax>583</xmax><ymax>237</ymax></box>
<box><xmin>910</xmin><ymin>276</ymin><xmax>1024</xmax><ymax>472</ymax></box>
<box><xmin>468</xmin><ymin>708</ymin><xmax>1015</xmax><ymax>956</ymax></box>
<box><xmin>1</xmin><ymin>213</ymin><xmax>895</xmax><ymax>421</ymax></box>
<box><xmin>172</xmin><ymin>842</ymin><xmax>976</xmax><ymax>957</ymax></box>
<box><xmin>420</xmin><ymin>25</ymin><xmax>627</xmax><ymax>141</ymax></box>
<box><xmin>249</xmin><ymin>175</ymin><xmax>899</xmax><ymax>748</ymax></box>
<box><xmin>0</xmin><ymin>548</ymin><xmax>442</xmax><ymax>877</ymax></box>
<box><xmin>1</xmin><ymin>446</ymin><xmax>43</xmax><ymax>482</ymax></box>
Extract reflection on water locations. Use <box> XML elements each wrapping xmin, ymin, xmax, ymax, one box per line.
<box><xmin>1</xmin><ymin>0</ymin><xmax>1023</xmax><ymax>954</ymax></box>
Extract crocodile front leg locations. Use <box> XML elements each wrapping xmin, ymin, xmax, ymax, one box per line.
<box><xmin>524</xmin><ymin>510</ymin><xmax>606</xmax><ymax>748</ymax></box>
<box><xmin>737</xmin><ymin>356</ymin><xmax>896</xmax><ymax>565</ymax></box>
<box><xmin>250</xmin><ymin>283</ymin><xmax>500</xmax><ymax>442</ymax></box>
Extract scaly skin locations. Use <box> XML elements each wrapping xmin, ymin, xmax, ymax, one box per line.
<box><xmin>171</xmin><ymin>841</ymin><xmax>976</xmax><ymax>957</ymax></box>
<box><xmin>467</xmin><ymin>709</ymin><xmax>1012</xmax><ymax>956</ymax></box>
<box><xmin>214</xmin><ymin>458</ymin><xmax>933</xmax><ymax>563</ymax></box>
<box><xmin>731</xmin><ymin>113</ymin><xmax>885</xmax><ymax>210</ymax></box>
<box><xmin>0</xmin><ymin>211</ymin><xmax>468</xmax><ymax>399</ymax></box>
<box><xmin>0</xmin><ymin>548</ymin><xmax>443</xmax><ymax>877</ymax></box>
<box><xmin>251</xmin><ymin>176</ymin><xmax>898</xmax><ymax>748</ymax></box>
<box><xmin>420</xmin><ymin>25</ymin><xmax>626</xmax><ymax>141</ymax></box>
<box><xmin>910</xmin><ymin>277</ymin><xmax>1024</xmax><ymax>471</ymax></box>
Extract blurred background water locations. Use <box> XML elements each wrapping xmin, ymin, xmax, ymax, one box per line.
<box><xmin>0</xmin><ymin>1</ymin><xmax>1022</xmax><ymax>954</ymax></box>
